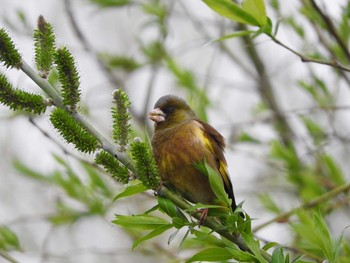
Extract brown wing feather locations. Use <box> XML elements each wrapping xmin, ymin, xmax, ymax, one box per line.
<box><xmin>196</xmin><ymin>120</ymin><xmax>237</xmax><ymax>210</ymax></box>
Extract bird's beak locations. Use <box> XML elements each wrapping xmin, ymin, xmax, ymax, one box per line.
<box><xmin>149</xmin><ymin>108</ymin><xmax>166</xmax><ymax>123</ymax></box>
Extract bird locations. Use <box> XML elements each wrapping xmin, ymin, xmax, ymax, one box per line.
<box><xmin>149</xmin><ymin>95</ymin><xmax>237</xmax><ymax>215</ymax></box>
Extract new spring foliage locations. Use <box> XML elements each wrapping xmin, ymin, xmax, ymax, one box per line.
<box><xmin>0</xmin><ymin>28</ymin><xmax>22</xmax><ymax>69</ymax></box>
<box><xmin>54</xmin><ymin>47</ymin><xmax>81</xmax><ymax>111</ymax></box>
<box><xmin>34</xmin><ymin>15</ymin><xmax>55</xmax><ymax>78</ymax></box>
<box><xmin>0</xmin><ymin>74</ymin><xmax>47</xmax><ymax>114</ymax></box>
<box><xmin>112</xmin><ymin>89</ymin><xmax>132</xmax><ymax>152</ymax></box>
<box><xmin>130</xmin><ymin>138</ymin><xmax>160</xmax><ymax>189</ymax></box>
<box><xmin>95</xmin><ymin>150</ymin><xmax>129</xmax><ymax>184</ymax></box>
<box><xmin>50</xmin><ymin>107</ymin><xmax>99</xmax><ymax>153</ymax></box>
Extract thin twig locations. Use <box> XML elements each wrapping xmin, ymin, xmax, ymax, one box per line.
<box><xmin>0</xmin><ymin>251</ymin><xmax>20</xmax><ymax>263</ymax></box>
<box><xmin>28</xmin><ymin>117</ymin><xmax>100</xmax><ymax>169</ymax></box>
<box><xmin>253</xmin><ymin>182</ymin><xmax>350</xmax><ymax>232</ymax></box>
<box><xmin>269</xmin><ymin>34</ymin><xmax>350</xmax><ymax>72</ymax></box>
<box><xmin>309</xmin><ymin>0</ymin><xmax>350</xmax><ymax>62</ymax></box>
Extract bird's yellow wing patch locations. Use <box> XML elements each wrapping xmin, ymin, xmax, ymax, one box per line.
<box><xmin>194</xmin><ymin>121</ymin><xmax>235</xmax><ymax>209</ymax></box>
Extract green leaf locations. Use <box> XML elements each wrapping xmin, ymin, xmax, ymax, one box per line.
<box><xmin>226</xmin><ymin>247</ymin><xmax>257</xmax><ymax>262</ymax></box>
<box><xmin>238</xmin><ymin>132</ymin><xmax>261</xmax><ymax>144</ymax></box>
<box><xmin>114</xmin><ymin>180</ymin><xmax>147</xmax><ymax>201</ymax></box>
<box><xmin>186</xmin><ymin>247</ymin><xmax>233</xmax><ymax>262</ymax></box>
<box><xmin>102</xmin><ymin>54</ymin><xmax>140</xmax><ymax>72</ymax></box>
<box><xmin>262</xmin><ymin>242</ymin><xmax>280</xmax><ymax>251</ymax></box>
<box><xmin>319</xmin><ymin>154</ymin><xmax>345</xmax><ymax>186</ymax></box>
<box><xmin>204</xmin><ymin>162</ymin><xmax>231</xmax><ymax>208</ymax></box>
<box><xmin>214</xmin><ymin>30</ymin><xmax>255</xmax><ymax>42</ymax></box>
<box><xmin>89</xmin><ymin>0</ymin><xmax>130</xmax><ymax>8</ymax></box>
<box><xmin>203</xmin><ymin>0</ymin><xmax>261</xmax><ymax>26</ymax></box>
<box><xmin>301</xmin><ymin>117</ymin><xmax>325</xmax><ymax>145</ymax></box>
<box><xmin>241</xmin><ymin>0</ymin><xmax>267</xmax><ymax>27</ymax></box>
<box><xmin>113</xmin><ymin>214</ymin><xmax>170</xmax><ymax>230</ymax></box>
<box><xmin>158</xmin><ymin>197</ymin><xmax>178</xmax><ymax>218</ymax></box>
<box><xmin>13</xmin><ymin>159</ymin><xmax>50</xmax><ymax>182</ymax></box>
<box><xmin>272</xmin><ymin>247</ymin><xmax>285</xmax><ymax>263</ymax></box>
<box><xmin>241</xmin><ymin>232</ymin><xmax>268</xmax><ymax>263</ymax></box>
<box><xmin>332</xmin><ymin>226</ymin><xmax>349</xmax><ymax>263</ymax></box>
<box><xmin>191</xmin><ymin>229</ymin><xmax>226</xmax><ymax>247</ymax></box>
<box><xmin>83</xmin><ymin>162</ymin><xmax>112</xmax><ymax>197</ymax></box>
<box><xmin>313</xmin><ymin>212</ymin><xmax>333</xmax><ymax>260</ymax></box>
<box><xmin>157</xmin><ymin>197</ymin><xmax>188</xmax><ymax>224</ymax></box>
<box><xmin>172</xmin><ymin>217</ymin><xmax>187</xmax><ymax>229</ymax></box>
<box><xmin>132</xmin><ymin>224</ymin><xmax>172</xmax><ymax>249</ymax></box>
<box><xmin>0</xmin><ymin>226</ymin><xmax>21</xmax><ymax>251</ymax></box>
<box><xmin>259</xmin><ymin>194</ymin><xmax>281</xmax><ymax>214</ymax></box>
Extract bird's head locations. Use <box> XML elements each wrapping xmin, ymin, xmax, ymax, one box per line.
<box><xmin>149</xmin><ymin>95</ymin><xmax>197</xmax><ymax>129</ymax></box>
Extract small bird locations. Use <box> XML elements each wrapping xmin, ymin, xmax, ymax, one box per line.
<box><xmin>149</xmin><ymin>95</ymin><xmax>237</xmax><ymax>214</ymax></box>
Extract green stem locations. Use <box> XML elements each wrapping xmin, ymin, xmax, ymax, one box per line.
<box><xmin>21</xmin><ymin>61</ymin><xmax>63</xmax><ymax>106</ymax></box>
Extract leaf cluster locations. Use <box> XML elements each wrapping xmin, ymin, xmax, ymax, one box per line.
<box><xmin>0</xmin><ymin>28</ymin><xmax>21</xmax><ymax>69</ymax></box>
<box><xmin>50</xmin><ymin>107</ymin><xmax>99</xmax><ymax>153</ymax></box>
<box><xmin>0</xmin><ymin>74</ymin><xmax>47</xmax><ymax>114</ymax></box>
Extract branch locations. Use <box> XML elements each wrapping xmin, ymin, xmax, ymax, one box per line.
<box><xmin>158</xmin><ymin>187</ymin><xmax>272</xmax><ymax>262</ymax></box>
<box><xmin>308</xmin><ymin>0</ymin><xmax>350</xmax><ymax>62</ymax></box>
<box><xmin>20</xmin><ymin>60</ymin><xmax>134</xmax><ymax>172</ymax></box>
<box><xmin>20</xmin><ymin>57</ymin><xmax>269</xmax><ymax>261</ymax></box>
<box><xmin>269</xmin><ymin>34</ymin><xmax>350</xmax><ymax>72</ymax></box>
<box><xmin>0</xmin><ymin>251</ymin><xmax>19</xmax><ymax>263</ymax></box>
<box><xmin>253</xmin><ymin>182</ymin><xmax>350</xmax><ymax>232</ymax></box>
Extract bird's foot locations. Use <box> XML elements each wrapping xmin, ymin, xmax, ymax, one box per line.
<box><xmin>194</xmin><ymin>208</ymin><xmax>209</xmax><ymax>226</ymax></box>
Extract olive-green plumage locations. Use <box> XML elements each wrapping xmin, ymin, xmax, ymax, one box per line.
<box><xmin>149</xmin><ymin>95</ymin><xmax>237</xmax><ymax>211</ymax></box>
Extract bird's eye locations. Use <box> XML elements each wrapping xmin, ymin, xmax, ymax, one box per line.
<box><xmin>164</xmin><ymin>106</ymin><xmax>176</xmax><ymax>114</ymax></box>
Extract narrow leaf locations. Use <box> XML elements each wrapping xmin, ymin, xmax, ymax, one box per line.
<box><xmin>241</xmin><ymin>232</ymin><xmax>268</xmax><ymax>263</ymax></box>
<box><xmin>203</xmin><ymin>0</ymin><xmax>260</xmax><ymax>26</ymax></box>
<box><xmin>113</xmin><ymin>214</ymin><xmax>170</xmax><ymax>230</ymax></box>
<box><xmin>113</xmin><ymin>179</ymin><xmax>147</xmax><ymax>201</ymax></box>
<box><xmin>226</xmin><ymin>247</ymin><xmax>257</xmax><ymax>262</ymax></box>
<box><xmin>214</xmin><ymin>30</ymin><xmax>255</xmax><ymax>42</ymax></box>
<box><xmin>186</xmin><ymin>247</ymin><xmax>233</xmax><ymax>262</ymax></box>
<box><xmin>204</xmin><ymin>162</ymin><xmax>231</xmax><ymax>208</ymax></box>
<box><xmin>132</xmin><ymin>224</ymin><xmax>172</xmax><ymax>249</ymax></box>
<box><xmin>271</xmin><ymin>247</ymin><xmax>285</xmax><ymax>263</ymax></box>
<box><xmin>158</xmin><ymin>197</ymin><xmax>178</xmax><ymax>218</ymax></box>
<box><xmin>0</xmin><ymin>226</ymin><xmax>21</xmax><ymax>251</ymax></box>
<box><xmin>241</xmin><ymin>0</ymin><xmax>267</xmax><ymax>27</ymax></box>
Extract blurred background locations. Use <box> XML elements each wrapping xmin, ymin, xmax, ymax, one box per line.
<box><xmin>0</xmin><ymin>0</ymin><xmax>350</xmax><ymax>262</ymax></box>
